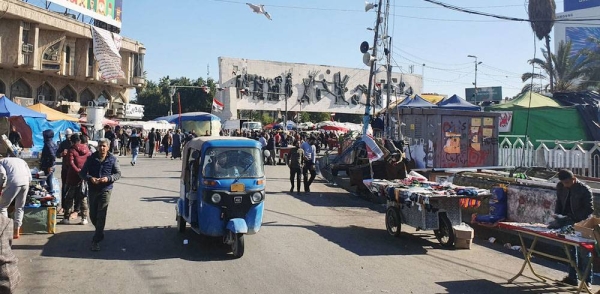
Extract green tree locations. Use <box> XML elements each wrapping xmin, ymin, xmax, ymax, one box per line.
<box><xmin>308</xmin><ymin>112</ymin><xmax>331</xmax><ymax>123</ymax></box>
<box><xmin>521</xmin><ymin>41</ymin><xmax>590</xmax><ymax>93</ymax></box>
<box><xmin>528</xmin><ymin>0</ymin><xmax>557</xmax><ymax>92</ymax></box>
<box><xmin>334</xmin><ymin>113</ymin><xmax>362</xmax><ymax>124</ymax></box>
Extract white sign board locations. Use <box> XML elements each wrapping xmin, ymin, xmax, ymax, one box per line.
<box><xmin>91</xmin><ymin>26</ymin><xmax>124</xmax><ymax>81</ymax></box>
<box><xmin>495</xmin><ymin>111</ymin><xmax>513</xmax><ymax>133</ymax></box>
<box><xmin>124</xmin><ymin>103</ymin><xmax>144</xmax><ymax>119</ymax></box>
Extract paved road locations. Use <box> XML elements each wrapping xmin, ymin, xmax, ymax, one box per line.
<box><xmin>14</xmin><ymin>155</ymin><xmax>583</xmax><ymax>294</ymax></box>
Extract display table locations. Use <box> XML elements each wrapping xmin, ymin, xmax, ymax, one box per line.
<box><xmin>498</xmin><ymin>222</ymin><xmax>595</xmax><ymax>294</ymax></box>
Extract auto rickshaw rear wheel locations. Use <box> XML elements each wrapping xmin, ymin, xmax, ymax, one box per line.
<box><xmin>177</xmin><ymin>215</ymin><xmax>186</xmax><ymax>233</ymax></box>
<box><xmin>231</xmin><ymin>232</ymin><xmax>245</xmax><ymax>258</ymax></box>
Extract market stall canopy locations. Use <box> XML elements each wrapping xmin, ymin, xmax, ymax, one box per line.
<box><xmin>486</xmin><ymin>91</ymin><xmax>561</xmax><ymax>110</ymax></box>
<box><xmin>437</xmin><ymin>95</ymin><xmax>481</xmax><ymax>111</ymax></box>
<box><xmin>153</xmin><ymin>112</ymin><xmax>221</xmax><ymax>135</ymax></box>
<box><xmin>0</xmin><ymin>95</ymin><xmax>46</xmax><ymax>118</ymax></box>
<box><xmin>27</xmin><ymin>103</ymin><xmax>79</xmax><ymax>122</ymax></box>
<box><xmin>397</xmin><ymin>95</ymin><xmax>437</xmax><ymax>108</ymax></box>
<box><xmin>420</xmin><ymin>94</ymin><xmax>446</xmax><ymax>104</ymax></box>
<box><xmin>78</xmin><ymin>116</ymin><xmax>119</xmax><ymax>127</ymax></box>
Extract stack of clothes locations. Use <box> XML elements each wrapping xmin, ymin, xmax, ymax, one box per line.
<box><xmin>26</xmin><ymin>183</ymin><xmax>57</xmax><ymax>208</ymax></box>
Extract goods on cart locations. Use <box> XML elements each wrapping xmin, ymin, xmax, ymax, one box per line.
<box><xmin>26</xmin><ymin>183</ymin><xmax>57</xmax><ymax>207</ymax></box>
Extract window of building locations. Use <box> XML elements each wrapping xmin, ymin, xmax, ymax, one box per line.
<box><xmin>65</xmin><ymin>46</ymin><xmax>71</xmax><ymax>64</ymax></box>
<box><xmin>0</xmin><ymin>80</ymin><xmax>5</xmax><ymax>94</ymax></box>
<box><xmin>59</xmin><ymin>85</ymin><xmax>76</xmax><ymax>102</ymax></box>
<box><xmin>10</xmin><ymin>79</ymin><xmax>32</xmax><ymax>98</ymax></box>
<box><xmin>37</xmin><ymin>82</ymin><xmax>56</xmax><ymax>102</ymax></box>
<box><xmin>97</xmin><ymin>91</ymin><xmax>110</xmax><ymax>107</ymax></box>
<box><xmin>133</xmin><ymin>53</ymin><xmax>144</xmax><ymax>77</ymax></box>
<box><xmin>42</xmin><ymin>40</ymin><xmax>63</xmax><ymax>71</ymax></box>
<box><xmin>79</xmin><ymin>88</ymin><xmax>94</xmax><ymax>106</ymax></box>
<box><xmin>21</xmin><ymin>22</ymin><xmax>30</xmax><ymax>44</ymax></box>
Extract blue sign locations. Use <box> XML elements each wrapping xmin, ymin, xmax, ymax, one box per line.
<box><xmin>565</xmin><ymin>0</ymin><xmax>600</xmax><ymax>12</ymax></box>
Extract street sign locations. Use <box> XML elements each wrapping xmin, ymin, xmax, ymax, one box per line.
<box><xmin>465</xmin><ymin>86</ymin><xmax>502</xmax><ymax>102</ymax></box>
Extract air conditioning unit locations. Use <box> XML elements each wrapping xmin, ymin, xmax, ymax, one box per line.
<box><xmin>21</xmin><ymin>43</ymin><xmax>33</xmax><ymax>54</ymax></box>
<box><xmin>37</xmin><ymin>95</ymin><xmax>45</xmax><ymax>102</ymax></box>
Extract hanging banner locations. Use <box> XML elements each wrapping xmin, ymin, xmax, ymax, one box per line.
<box><xmin>495</xmin><ymin>111</ymin><xmax>513</xmax><ymax>133</ymax></box>
<box><xmin>124</xmin><ymin>103</ymin><xmax>144</xmax><ymax>119</ymax></box>
<box><xmin>47</xmin><ymin>0</ymin><xmax>123</xmax><ymax>28</ymax></box>
<box><xmin>91</xmin><ymin>26</ymin><xmax>124</xmax><ymax>81</ymax></box>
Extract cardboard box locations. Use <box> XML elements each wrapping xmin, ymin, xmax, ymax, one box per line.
<box><xmin>453</xmin><ymin>226</ymin><xmax>475</xmax><ymax>240</ymax></box>
<box><xmin>455</xmin><ymin>238</ymin><xmax>472</xmax><ymax>249</ymax></box>
<box><xmin>574</xmin><ymin>217</ymin><xmax>600</xmax><ymax>239</ymax></box>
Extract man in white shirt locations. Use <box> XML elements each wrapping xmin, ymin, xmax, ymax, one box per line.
<box><xmin>0</xmin><ymin>157</ymin><xmax>32</xmax><ymax>239</ymax></box>
<box><xmin>301</xmin><ymin>137</ymin><xmax>317</xmax><ymax>192</ymax></box>
<box><xmin>259</xmin><ymin>133</ymin><xmax>267</xmax><ymax>148</ymax></box>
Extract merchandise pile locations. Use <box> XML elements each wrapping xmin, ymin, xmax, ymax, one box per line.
<box><xmin>26</xmin><ymin>183</ymin><xmax>57</xmax><ymax>208</ymax></box>
<box><xmin>365</xmin><ymin>171</ymin><xmax>490</xmax><ymax>209</ymax></box>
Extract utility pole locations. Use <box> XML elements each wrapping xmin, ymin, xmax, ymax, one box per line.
<box><xmin>383</xmin><ymin>0</ymin><xmax>393</xmax><ymax>138</ymax></box>
<box><xmin>362</xmin><ymin>0</ymin><xmax>383</xmax><ymax>136</ymax></box>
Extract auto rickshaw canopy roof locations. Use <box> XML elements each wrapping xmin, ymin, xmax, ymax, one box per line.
<box><xmin>181</xmin><ymin>136</ymin><xmax>262</xmax><ymax>173</ymax></box>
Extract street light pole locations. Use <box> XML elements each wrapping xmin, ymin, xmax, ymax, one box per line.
<box><xmin>169</xmin><ymin>87</ymin><xmax>176</xmax><ymax>116</ymax></box>
<box><xmin>467</xmin><ymin>55</ymin><xmax>482</xmax><ymax>102</ymax></box>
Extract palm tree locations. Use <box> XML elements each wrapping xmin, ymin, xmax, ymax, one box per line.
<box><xmin>521</xmin><ymin>41</ymin><xmax>591</xmax><ymax>93</ymax></box>
<box><xmin>579</xmin><ymin>38</ymin><xmax>600</xmax><ymax>90</ymax></box>
<box><xmin>527</xmin><ymin>0</ymin><xmax>556</xmax><ymax>92</ymax></box>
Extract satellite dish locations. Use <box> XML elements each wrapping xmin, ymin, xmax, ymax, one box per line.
<box><xmin>360</xmin><ymin>41</ymin><xmax>369</xmax><ymax>54</ymax></box>
<box><xmin>363</xmin><ymin>53</ymin><xmax>376</xmax><ymax>66</ymax></box>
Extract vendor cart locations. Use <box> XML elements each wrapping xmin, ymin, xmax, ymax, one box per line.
<box><xmin>367</xmin><ymin>179</ymin><xmax>489</xmax><ymax>247</ymax></box>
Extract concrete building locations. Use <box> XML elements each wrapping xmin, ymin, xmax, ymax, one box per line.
<box><xmin>217</xmin><ymin>57</ymin><xmax>423</xmax><ymax>121</ymax></box>
<box><xmin>0</xmin><ymin>0</ymin><xmax>145</xmax><ymax>117</ymax></box>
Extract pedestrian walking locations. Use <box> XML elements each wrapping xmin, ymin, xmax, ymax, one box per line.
<box><xmin>60</xmin><ymin>134</ymin><xmax>91</xmax><ymax>225</ymax></box>
<box><xmin>171</xmin><ymin>129</ymin><xmax>183</xmax><ymax>159</ymax></box>
<box><xmin>119</xmin><ymin>129</ymin><xmax>129</xmax><ymax>156</ymax></box>
<box><xmin>147</xmin><ymin>128</ymin><xmax>156</xmax><ymax>158</ymax></box>
<box><xmin>78</xmin><ymin>138</ymin><xmax>121</xmax><ymax>251</ymax></box>
<box><xmin>56</xmin><ymin>128</ymin><xmax>73</xmax><ymax>198</ymax></box>
<box><xmin>162</xmin><ymin>130</ymin><xmax>172</xmax><ymax>158</ymax></box>
<box><xmin>103</xmin><ymin>125</ymin><xmax>116</xmax><ymax>154</ymax></box>
<box><xmin>128</xmin><ymin>129</ymin><xmax>142</xmax><ymax>166</ymax></box>
<box><xmin>0</xmin><ymin>157</ymin><xmax>32</xmax><ymax>239</ymax></box>
<box><xmin>40</xmin><ymin>129</ymin><xmax>57</xmax><ymax>196</ymax></box>
<box><xmin>301</xmin><ymin>137</ymin><xmax>317</xmax><ymax>193</ymax></box>
<box><xmin>287</xmin><ymin>140</ymin><xmax>304</xmax><ymax>193</ymax></box>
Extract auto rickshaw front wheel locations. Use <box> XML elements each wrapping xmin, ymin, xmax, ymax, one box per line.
<box><xmin>229</xmin><ymin>231</ymin><xmax>245</xmax><ymax>258</ymax></box>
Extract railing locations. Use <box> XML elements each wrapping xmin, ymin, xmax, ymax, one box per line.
<box><xmin>498</xmin><ymin>135</ymin><xmax>600</xmax><ymax>178</ymax></box>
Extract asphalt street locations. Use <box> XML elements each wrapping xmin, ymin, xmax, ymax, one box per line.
<box><xmin>12</xmin><ymin>154</ymin><xmax>586</xmax><ymax>294</ymax></box>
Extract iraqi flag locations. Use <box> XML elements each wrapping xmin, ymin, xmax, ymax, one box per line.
<box><xmin>212</xmin><ymin>98</ymin><xmax>224</xmax><ymax>112</ymax></box>
<box><xmin>362</xmin><ymin>134</ymin><xmax>384</xmax><ymax>162</ymax></box>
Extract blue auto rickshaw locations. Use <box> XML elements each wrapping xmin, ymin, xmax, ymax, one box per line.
<box><xmin>176</xmin><ymin>137</ymin><xmax>265</xmax><ymax>258</ymax></box>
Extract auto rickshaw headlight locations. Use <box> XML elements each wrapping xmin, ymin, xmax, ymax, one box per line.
<box><xmin>251</xmin><ymin>192</ymin><xmax>263</xmax><ymax>203</ymax></box>
<box><xmin>211</xmin><ymin>193</ymin><xmax>222</xmax><ymax>204</ymax></box>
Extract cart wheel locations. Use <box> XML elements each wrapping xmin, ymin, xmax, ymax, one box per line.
<box><xmin>231</xmin><ymin>233</ymin><xmax>245</xmax><ymax>258</ymax></box>
<box><xmin>177</xmin><ymin>215</ymin><xmax>186</xmax><ymax>233</ymax></box>
<box><xmin>433</xmin><ymin>213</ymin><xmax>455</xmax><ymax>247</ymax></box>
<box><xmin>385</xmin><ymin>207</ymin><xmax>402</xmax><ymax>237</ymax></box>
<box><xmin>331</xmin><ymin>169</ymin><xmax>338</xmax><ymax>177</ymax></box>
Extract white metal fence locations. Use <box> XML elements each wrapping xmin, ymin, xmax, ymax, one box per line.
<box><xmin>498</xmin><ymin>136</ymin><xmax>600</xmax><ymax>178</ymax></box>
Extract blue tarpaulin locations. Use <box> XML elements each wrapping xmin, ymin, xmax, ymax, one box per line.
<box><xmin>397</xmin><ymin>95</ymin><xmax>437</xmax><ymax>108</ymax></box>
<box><xmin>0</xmin><ymin>95</ymin><xmax>46</xmax><ymax>118</ymax></box>
<box><xmin>437</xmin><ymin>94</ymin><xmax>482</xmax><ymax>111</ymax></box>
<box><xmin>24</xmin><ymin>117</ymin><xmax>80</xmax><ymax>152</ymax></box>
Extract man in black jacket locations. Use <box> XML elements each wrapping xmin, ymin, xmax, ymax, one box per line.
<box><xmin>554</xmin><ymin>169</ymin><xmax>594</xmax><ymax>286</ymax></box>
<box><xmin>147</xmin><ymin>128</ymin><xmax>156</xmax><ymax>158</ymax></box>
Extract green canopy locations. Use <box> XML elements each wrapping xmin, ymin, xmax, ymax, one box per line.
<box><xmin>488</xmin><ymin>91</ymin><xmax>561</xmax><ymax>110</ymax></box>
<box><xmin>486</xmin><ymin>92</ymin><xmax>589</xmax><ymax>147</ymax></box>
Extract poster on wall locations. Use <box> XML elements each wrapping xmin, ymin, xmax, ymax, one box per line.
<box><xmin>48</xmin><ymin>0</ymin><xmax>123</xmax><ymax>28</ymax></box>
<box><xmin>91</xmin><ymin>26</ymin><xmax>124</xmax><ymax>80</ymax></box>
<box><xmin>495</xmin><ymin>111</ymin><xmax>513</xmax><ymax>133</ymax></box>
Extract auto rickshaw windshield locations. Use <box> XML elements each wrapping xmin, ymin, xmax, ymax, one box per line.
<box><xmin>202</xmin><ymin>147</ymin><xmax>264</xmax><ymax>178</ymax></box>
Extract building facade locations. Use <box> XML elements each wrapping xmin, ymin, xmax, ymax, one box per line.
<box><xmin>555</xmin><ymin>0</ymin><xmax>600</xmax><ymax>58</ymax></box>
<box><xmin>217</xmin><ymin>57</ymin><xmax>423</xmax><ymax>121</ymax></box>
<box><xmin>0</xmin><ymin>0</ymin><xmax>145</xmax><ymax>116</ymax></box>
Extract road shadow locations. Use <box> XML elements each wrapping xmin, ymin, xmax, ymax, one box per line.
<box><xmin>140</xmin><ymin>196</ymin><xmax>179</xmax><ymax>204</ymax></box>
<box><xmin>436</xmin><ymin>279</ymin><xmax>577</xmax><ymax>294</ymax></box>
<box><xmin>286</xmin><ymin>190</ymin><xmax>385</xmax><ymax>213</ymax></box>
<box><xmin>40</xmin><ymin>226</ymin><xmax>237</xmax><ymax>261</ymax></box>
<box><xmin>264</xmin><ymin>222</ymin><xmax>440</xmax><ymax>256</ymax></box>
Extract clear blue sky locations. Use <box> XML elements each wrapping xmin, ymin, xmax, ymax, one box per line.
<box><xmin>114</xmin><ymin>0</ymin><xmax>565</xmax><ymax>99</ymax></box>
